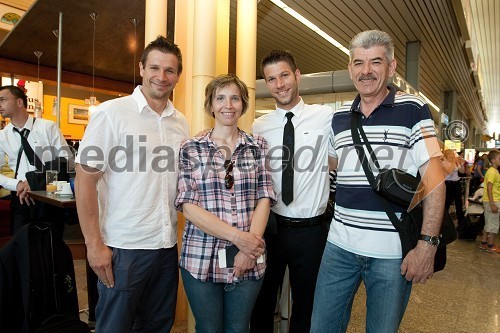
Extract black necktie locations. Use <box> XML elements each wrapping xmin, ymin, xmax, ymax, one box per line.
<box><xmin>13</xmin><ymin>128</ymin><xmax>31</xmax><ymax>178</ymax></box>
<box><xmin>15</xmin><ymin>128</ymin><xmax>30</xmax><ymax>138</ymax></box>
<box><xmin>282</xmin><ymin>112</ymin><xmax>294</xmax><ymax>205</ymax></box>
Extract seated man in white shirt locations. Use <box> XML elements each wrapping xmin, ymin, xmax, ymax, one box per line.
<box><xmin>0</xmin><ymin>85</ymin><xmax>71</xmax><ymax>235</ymax></box>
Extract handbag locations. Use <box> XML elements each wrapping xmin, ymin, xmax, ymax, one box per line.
<box><xmin>375</xmin><ymin>168</ymin><xmax>420</xmax><ymax>209</ymax></box>
<box><xmin>15</xmin><ymin>124</ymin><xmax>69</xmax><ymax>191</ymax></box>
<box><xmin>25</xmin><ymin>158</ymin><xmax>70</xmax><ymax>191</ymax></box>
<box><xmin>350</xmin><ymin>112</ymin><xmax>456</xmax><ymax>271</ymax></box>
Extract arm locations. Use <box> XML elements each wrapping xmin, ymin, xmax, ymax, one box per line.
<box><xmin>75</xmin><ymin>163</ymin><xmax>114</xmax><ymax>288</ymax></box>
<box><xmin>233</xmin><ymin>198</ymin><xmax>271</xmax><ymax>276</ymax></box>
<box><xmin>182</xmin><ymin>203</ymin><xmax>264</xmax><ymax>259</ymax></box>
<box><xmin>329</xmin><ymin>156</ymin><xmax>338</xmax><ymax>171</ymax></box>
<box><xmin>486</xmin><ymin>182</ymin><xmax>498</xmax><ymax>213</ymax></box>
<box><xmin>401</xmin><ymin>157</ymin><xmax>445</xmax><ymax>283</ymax></box>
<box><xmin>440</xmin><ymin>157</ymin><xmax>460</xmax><ymax>175</ymax></box>
<box><xmin>476</xmin><ymin>162</ymin><xmax>485</xmax><ymax>178</ymax></box>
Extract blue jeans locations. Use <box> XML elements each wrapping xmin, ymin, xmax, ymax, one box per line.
<box><xmin>181</xmin><ymin>267</ymin><xmax>263</xmax><ymax>333</ymax></box>
<box><xmin>310</xmin><ymin>242</ymin><xmax>412</xmax><ymax>333</ymax></box>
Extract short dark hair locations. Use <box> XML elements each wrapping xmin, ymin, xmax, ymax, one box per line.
<box><xmin>204</xmin><ymin>74</ymin><xmax>249</xmax><ymax>117</ymax></box>
<box><xmin>140</xmin><ymin>36</ymin><xmax>183</xmax><ymax>75</ymax></box>
<box><xmin>260</xmin><ymin>49</ymin><xmax>297</xmax><ymax>79</ymax></box>
<box><xmin>0</xmin><ymin>85</ymin><xmax>27</xmax><ymax>108</ymax></box>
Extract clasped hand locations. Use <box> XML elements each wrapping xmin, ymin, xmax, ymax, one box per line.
<box><xmin>232</xmin><ymin>230</ymin><xmax>265</xmax><ymax>260</ymax></box>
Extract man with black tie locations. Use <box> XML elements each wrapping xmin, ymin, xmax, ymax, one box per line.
<box><xmin>250</xmin><ymin>50</ymin><xmax>334</xmax><ymax>333</ymax></box>
<box><xmin>0</xmin><ymin>85</ymin><xmax>70</xmax><ymax>235</ymax></box>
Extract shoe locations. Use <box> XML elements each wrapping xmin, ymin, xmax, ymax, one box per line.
<box><xmin>479</xmin><ymin>242</ymin><xmax>489</xmax><ymax>250</ymax></box>
<box><xmin>487</xmin><ymin>245</ymin><xmax>500</xmax><ymax>253</ymax></box>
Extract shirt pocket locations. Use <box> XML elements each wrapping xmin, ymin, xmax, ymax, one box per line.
<box><xmin>296</xmin><ymin>128</ymin><xmax>329</xmax><ymax>170</ymax></box>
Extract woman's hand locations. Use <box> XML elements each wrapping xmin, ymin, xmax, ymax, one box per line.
<box><xmin>232</xmin><ymin>230</ymin><xmax>265</xmax><ymax>260</ymax></box>
<box><xmin>233</xmin><ymin>251</ymin><xmax>257</xmax><ymax>277</ymax></box>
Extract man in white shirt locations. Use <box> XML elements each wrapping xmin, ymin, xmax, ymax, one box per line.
<box><xmin>250</xmin><ymin>49</ymin><xmax>334</xmax><ymax>333</ymax></box>
<box><xmin>0</xmin><ymin>85</ymin><xmax>71</xmax><ymax>235</ymax></box>
<box><xmin>75</xmin><ymin>36</ymin><xmax>189</xmax><ymax>333</ymax></box>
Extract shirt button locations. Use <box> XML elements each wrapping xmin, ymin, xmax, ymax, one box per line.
<box><xmin>231</xmin><ymin>193</ymin><xmax>234</xmax><ymax>196</ymax></box>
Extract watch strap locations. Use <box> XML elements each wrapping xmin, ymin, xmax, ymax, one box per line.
<box><xmin>419</xmin><ymin>234</ymin><xmax>440</xmax><ymax>246</ymax></box>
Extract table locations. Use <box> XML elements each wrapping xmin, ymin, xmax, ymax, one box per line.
<box><xmin>28</xmin><ymin>190</ymin><xmax>98</xmax><ymax>323</ymax></box>
<box><xmin>28</xmin><ymin>191</ymin><xmax>76</xmax><ymax>208</ymax></box>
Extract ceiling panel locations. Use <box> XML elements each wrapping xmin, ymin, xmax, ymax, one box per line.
<box><xmin>0</xmin><ymin>0</ymin><xmax>497</xmax><ymax>133</ymax></box>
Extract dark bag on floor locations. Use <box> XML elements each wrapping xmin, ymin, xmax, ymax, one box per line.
<box><xmin>458</xmin><ymin>214</ymin><xmax>485</xmax><ymax>240</ymax></box>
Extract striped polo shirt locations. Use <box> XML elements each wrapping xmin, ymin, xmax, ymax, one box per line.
<box><xmin>328</xmin><ymin>86</ymin><xmax>441</xmax><ymax>259</ymax></box>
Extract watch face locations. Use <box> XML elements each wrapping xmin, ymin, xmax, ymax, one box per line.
<box><xmin>430</xmin><ymin>236</ymin><xmax>440</xmax><ymax>246</ymax></box>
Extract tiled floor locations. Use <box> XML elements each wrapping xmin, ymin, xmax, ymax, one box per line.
<box><xmin>75</xmin><ymin>234</ymin><xmax>499</xmax><ymax>333</ymax></box>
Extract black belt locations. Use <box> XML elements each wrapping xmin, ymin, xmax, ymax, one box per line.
<box><xmin>275</xmin><ymin>213</ymin><xmax>325</xmax><ymax>228</ymax></box>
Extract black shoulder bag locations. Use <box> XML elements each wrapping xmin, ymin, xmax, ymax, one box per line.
<box><xmin>16</xmin><ymin>120</ymin><xmax>69</xmax><ymax>190</ymax></box>
<box><xmin>350</xmin><ymin>112</ymin><xmax>456</xmax><ymax>272</ymax></box>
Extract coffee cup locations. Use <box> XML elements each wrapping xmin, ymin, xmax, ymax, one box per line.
<box><xmin>60</xmin><ymin>182</ymin><xmax>73</xmax><ymax>195</ymax></box>
<box><xmin>56</xmin><ymin>181</ymin><xmax>67</xmax><ymax>191</ymax></box>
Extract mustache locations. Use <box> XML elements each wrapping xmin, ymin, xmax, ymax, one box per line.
<box><xmin>359</xmin><ymin>75</ymin><xmax>376</xmax><ymax>81</ymax></box>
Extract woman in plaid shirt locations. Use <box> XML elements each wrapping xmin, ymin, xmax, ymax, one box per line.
<box><xmin>175</xmin><ymin>74</ymin><xmax>276</xmax><ymax>333</ymax></box>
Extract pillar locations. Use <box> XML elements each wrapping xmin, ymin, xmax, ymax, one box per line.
<box><xmin>236</xmin><ymin>0</ymin><xmax>258</xmax><ymax>131</ymax></box>
<box><xmin>145</xmin><ymin>0</ymin><xmax>168</xmax><ymax>44</ymax></box>
<box><xmin>406</xmin><ymin>41</ymin><xmax>420</xmax><ymax>91</ymax></box>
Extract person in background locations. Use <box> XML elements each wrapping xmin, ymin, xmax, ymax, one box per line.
<box><xmin>478</xmin><ymin>150</ymin><xmax>500</xmax><ymax>253</ymax></box>
<box><xmin>471</xmin><ymin>154</ymin><xmax>488</xmax><ymax>195</ymax></box>
<box><xmin>75</xmin><ymin>36</ymin><xmax>189</xmax><ymax>333</ymax></box>
<box><xmin>0</xmin><ymin>157</ymin><xmax>14</xmax><ymax>199</ymax></box>
<box><xmin>175</xmin><ymin>74</ymin><xmax>275</xmax><ymax>333</ymax></box>
<box><xmin>0</xmin><ymin>85</ymin><xmax>71</xmax><ymax>236</ymax></box>
<box><xmin>457</xmin><ymin>151</ymin><xmax>469</xmax><ymax>178</ymax></box>
<box><xmin>311</xmin><ymin>30</ymin><xmax>445</xmax><ymax>333</ymax></box>
<box><xmin>441</xmin><ymin>149</ymin><xmax>466</xmax><ymax>229</ymax></box>
<box><xmin>250</xmin><ymin>49</ymin><xmax>334</xmax><ymax>333</ymax></box>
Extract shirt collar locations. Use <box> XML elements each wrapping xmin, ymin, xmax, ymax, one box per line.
<box><xmin>132</xmin><ymin>85</ymin><xmax>177</xmax><ymax>118</ymax></box>
<box><xmin>276</xmin><ymin>97</ymin><xmax>305</xmax><ymax>121</ymax></box>
<box><xmin>350</xmin><ymin>86</ymin><xmax>396</xmax><ymax>114</ymax></box>
<box><xmin>195</xmin><ymin>128</ymin><xmax>259</xmax><ymax>149</ymax></box>
<box><xmin>12</xmin><ymin>115</ymin><xmax>35</xmax><ymax>132</ymax></box>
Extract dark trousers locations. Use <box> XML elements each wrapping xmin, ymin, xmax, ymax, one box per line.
<box><xmin>250</xmin><ymin>219</ymin><xmax>328</xmax><ymax>333</ymax></box>
<box><xmin>470</xmin><ymin>177</ymin><xmax>482</xmax><ymax>196</ymax></box>
<box><xmin>445</xmin><ymin>181</ymin><xmax>465</xmax><ymax>227</ymax></box>
<box><xmin>95</xmin><ymin>247</ymin><xmax>179</xmax><ymax>333</ymax></box>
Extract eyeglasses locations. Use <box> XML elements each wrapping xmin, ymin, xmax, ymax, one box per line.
<box><xmin>224</xmin><ymin>160</ymin><xmax>234</xmax><ymax>189</ymax></box>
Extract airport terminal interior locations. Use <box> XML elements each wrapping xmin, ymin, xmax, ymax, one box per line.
<box><xmin>1</xmin><ymin>0</ymin><xmax>499</xmax><ymax>332</ymax></box>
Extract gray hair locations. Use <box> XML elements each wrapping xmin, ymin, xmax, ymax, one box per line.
<box><xmin>349</xmin><ymin>30</ymin><xmax>394</xmax><ymax>62</ymax></box>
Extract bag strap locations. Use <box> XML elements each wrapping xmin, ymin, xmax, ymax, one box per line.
<box><xmin>350</xmin><ymin>112</ymin><xmax>403</xmax><ymax>231</ymax></box>
<box><xmin>14</xmin><ymin>118</ymin><xmax>44</xmax><ymax>171</ymax></box>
